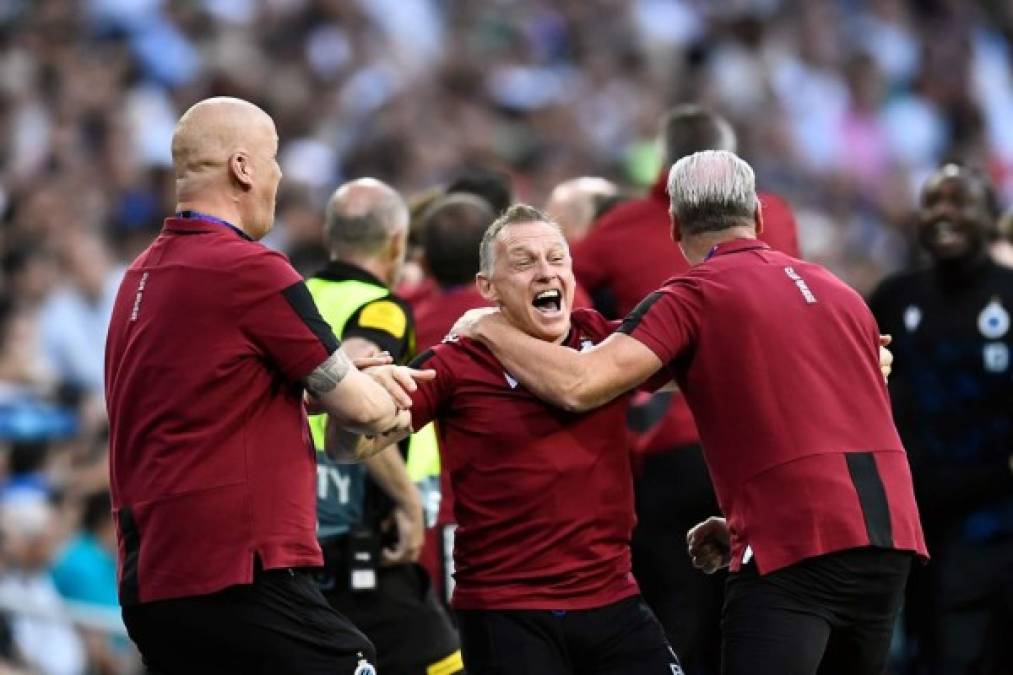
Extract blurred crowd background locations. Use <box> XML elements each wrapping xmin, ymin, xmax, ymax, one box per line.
<box><xmin>1</xmin><ymin>0</ymin><xmax>1012</xmax><ymax>672</ymax></box>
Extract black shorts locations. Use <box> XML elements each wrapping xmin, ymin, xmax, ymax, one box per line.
<box><xmin>722</xmin><ymin>546</ymin><xmax>912</xmax><ymax>675</ymax></box>
<box><xmin>456</xmin><ymin>594</ymin><xmax>683</xmax><ymax>675</ymax></box>
<box><xmin>320</xmin><ymin>562</ymin><xmax>463</xmax><ymax>675</ymax></box>
<box><xmin>122</xmin><ymin>567</ymin><xmax>375</xmax><ymax>675</ymax></box>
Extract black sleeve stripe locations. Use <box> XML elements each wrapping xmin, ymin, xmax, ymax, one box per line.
<box><xmin>281</xmin><ymin>281</ymin><xmax>340</xmax><ymax>355</ymax></box>
<box><xmin>618</xmin><ymin>291</ymin><xmax>666</xmax><ymax>335</ymax></box>
<box><xmin>409</xmin><ymin>348</ymin><xmax>436</xmax><ymax>369</ymax></box>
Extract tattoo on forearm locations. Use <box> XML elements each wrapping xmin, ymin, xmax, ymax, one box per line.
<box><xmin>306</xmin><ymin>350</ymin><xmax>352</xmax><ymax>394</ymax></box>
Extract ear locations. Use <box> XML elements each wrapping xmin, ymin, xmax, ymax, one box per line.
<box><xmin>754</xmin><ymin>202</ymin><xmax>764</xmax><ymax>236</ymax></box>
<box><xmin>388</xmin><ymin>228</ymin><xmax>407</xmax><ymax>264</ymax></box>
<box><xmin>476</xmin><ymin>273</ymin><xmax>498</xmax><ymax>304</ymax></box>
<box><xmin>230</xmin><ymin>152</ymin><xmax>254</xmax><ymax>190</ymax></box>
<box><xmin>670</xmin><ymin>211</ymin><xmax>682</xmax><ymax>242</ymax></box>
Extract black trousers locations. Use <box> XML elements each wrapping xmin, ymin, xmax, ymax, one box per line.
<box><xmin>456</xmin><ymin>595</ymin><xmax>683</xmax><ymax>675</ymax></box>
<box><xmin>633</xmin><ymin>445</ymin><xmax>724</xmax><ymax>675</ymax></box>
<box><xmin>122</xmin><ymin>567</ymin><xmax>375</xmax><ymax>675</ymax></box>
<box><xmin>908</xmin><ymin>534</ymin><xmax>1013</xmax><ymax>675</ymax></box>
<box><xmin>320</xmin><ymin>561</ymin><xmax>463</xmax><ymax>675</ymax></box>
<box><xmin>722</xmin><ymin>547</ymin><xmax>912</xmax><ymax>675</ymax></box>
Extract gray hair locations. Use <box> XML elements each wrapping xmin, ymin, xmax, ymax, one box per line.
<box><xmin>324</xmin><ymin>178</ymin><xmax>408</xmax><ymax>257</ymax></box>
<box><xmin>479</xmin><ymin>203</ymin><xmax>566</xmax><ymax>275</ymax></box>
<box><xmin>667</xmin><ymin>150</ymin><xmax>758</xmax><ymax>236</ymax></box>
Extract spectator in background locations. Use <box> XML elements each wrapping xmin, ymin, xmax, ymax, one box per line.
<box><xmin>51</xmin><ymin>490</ymin><xmax>117</xmax><ymax>609</ymax></box>
<box><xmin>445</xmin><ymin>166</ymin><xmax>514</xmax><ymax>217</ymax></box>
<box><xmin>0</xmin><ymin>493</ymin><xmax>86</xmax><ymax>675</ymax></box>
<box><xmin>570</xmin><ymin>105</ymin><xmax>800</xmax><ymax>675</ymax></box>
<box><xmin>413</xmin><ymin>193</ymin><xmax>496</xmax><ymax>353</ymax></box>
<box><xmin>995</xmin><ymin>209</ymin><xmax>1013</xmax><ymax>268</ymax></box>
<box><xmin>37</xmin><ymin>234</ymin><xmax>123</xmax><ymax>400</ymax></box>
<box><xmin>411</xmin><ymin>192</ymin><xmax>498</xmax><ymax>602</ymax></box>
<box><xmin>544</xmin><ymin>177</ymin><xmax>620</xmax><ymax>244</ymax></box>
<box><xmin>51</xmin><ymin>490</ymin><xmax>133</xmax><ymax>675</ymax></box>
<box><xmin>869</xmin><ymin>163</ymin><xmax>1013</xmax><ymax>675</ymax></box>
<box><xmin>1</xmin><ymin>248</ymin><xmax>58</xmax><ymax>311</ymax></box>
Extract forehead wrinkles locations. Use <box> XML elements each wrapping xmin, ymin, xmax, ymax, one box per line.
<box><xmin>499</xmin><ymin>225</ymin><xmax>567</xmax><ymax>256</ymax></box>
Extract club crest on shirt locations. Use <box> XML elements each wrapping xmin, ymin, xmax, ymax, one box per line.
<box><xmin>903</xmin><ymin>305</ymin><xmax>922</xmax><ymax>333</ymax></box>
<box><xmin>353</xmin><ymin>660</ymin><xmax>376</xmax><ymax>675</ymax></box>
<box><xmin>978</xmin><ymin>297</ymin><xmax>1010</xmax><ymax>340</ymax></box>
<box><xmin>579</xmin><ymin>339</ymin><xmax>595</xmax><ymax>352</ymax></box>
<box><xmin>504</xmin><ymin>372</ymin><xmax>519</xmax><ymax>389</ymax></box>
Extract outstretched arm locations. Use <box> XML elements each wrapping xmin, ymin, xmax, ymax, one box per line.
<box><xmin>461</xmin><ymin>310</ymin><xmax>663</xmax><ymax>412</ymax></box>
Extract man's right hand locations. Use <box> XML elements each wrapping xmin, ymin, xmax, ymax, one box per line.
<box><xmin>365</xmin><ymin>365</ymin><xmax>436</xmax><ymax>409</ymax></box>
<box><xmin>879</xmin><ymin>334</ymin><xmax>893</xmax><ymax>383</ymax></box>
<box><xmin>687</xmin><ymin>516</ymin><xmax>731</xmax><ymax>574</ymax></box>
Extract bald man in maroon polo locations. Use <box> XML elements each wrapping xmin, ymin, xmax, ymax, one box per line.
<box><xmin>455</xmin><ymin>150</ymin><xmax>926</xmax><ymax>675</ymax></box>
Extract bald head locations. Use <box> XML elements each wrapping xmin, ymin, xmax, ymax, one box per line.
<box><xmin>545</xmin><ymin>177</ymin><xmax>618</xmax><ymax>244</ymax></box>
<box><xmin>172</xmin><ymin>97</ymin><xmax>281</xmax><ymax>239</ymax></box>
<box><xmin>324</xmin><ymin>178</ymin><xmax>409</xmax><ymax>260</ymax></box>
<box><xmin>172</xmin><ymin>97</ymin><xmax>275</xmax><ymax>179</ymax></box>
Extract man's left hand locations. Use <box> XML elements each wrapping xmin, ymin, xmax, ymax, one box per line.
<box><xmin>381</xmin><ymin>503</ymin><xmax>424</xmax><ymax>566</ymax></box>
<box><xmin>879</xmin><ymin>334</ymin><xmax>893</xmax><ymax>383</ymax></box>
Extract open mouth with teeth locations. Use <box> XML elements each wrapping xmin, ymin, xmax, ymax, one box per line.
<box><xmin>926</xmin><ymin>219</ymin><xmax>969</xmax><ymax>253</ymax></box>
<box><xmin>531</xmin><ymin>289</ymin><xmax>563</xmax><ymax>314</ymax></box>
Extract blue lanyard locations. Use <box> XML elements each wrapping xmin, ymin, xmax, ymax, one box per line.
<box><xmin>175</xmin><ymin>210</ymin><xmax>252</xmax><ymax>241</ymax></box>
<box><xmin>704</xmin><ymin>245</ymin><xmax>720</xmax><ymax>261</ymax></box>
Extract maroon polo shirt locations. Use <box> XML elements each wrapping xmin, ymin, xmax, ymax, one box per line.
<box><xmin>620</xmin><ymin>239</ymin><xmax>928</xmax><ymax>574</ymax></box>
<box><xmin>105</xmin><ymin>215</ymin><xmax>339</xmax><ymax>604</ymax></box>
<box><xmin>408</xmin><ymin>309</ymin><xmax>665</xmax><ymax>610</ymax></box>
<box><xmin>574</xmin><ymin>173</ymin><xmax>801</xmax><ymax>454</ymax></box>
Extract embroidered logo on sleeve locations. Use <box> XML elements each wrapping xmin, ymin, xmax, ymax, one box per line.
<box><xmin>358</xmin><ymin>300</ymin><xmax>407</xmax><ymax>338</ymax></box>
<box><xmin>784</xmin><ymin>267</ymin><xmax>817</xmax><ymax>304</ymax></box>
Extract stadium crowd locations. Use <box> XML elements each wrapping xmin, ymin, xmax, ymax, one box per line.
<box><xmin>0</xmin><ymin>0</ymin><xmax>1011</xmax><ymax>673</ymax></box>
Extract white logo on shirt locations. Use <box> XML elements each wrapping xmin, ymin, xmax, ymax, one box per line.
<box><xmin>983</xmin><ymin>343</ymin><xmax>1009</xmax><ymax>373</ymax></box>
<box><xmin>903</xmin><ymin>305</ymin><xmax>922</xmax><ymax>333</ymax></box>
<box><xmin>130</xmin><ymin>272</ymin><xmax>149</xmax><ymax>322</ymax></box>
<box><xmin>353</xmin><ymin>660</ymin><xmax>376</xmax><ymax>675</ymax></box>
<box><xmin>978</xmin><ymin>297</ymin><xmax>1010</xmax><ymax>340</ymax></box>
<box><xmin>504</xmin><ymin>372</ymin><xmax>518</xmax><ymax>389</ymax></box>
<box><xmin>580</xmin><ymin>339</ymin><xmax>595</xmax><ymax>352</ymax></box>
<box><xmin>784</xmin><ymin>267</ymin><xmax>817</xmax><ymax>304</ymax></box>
